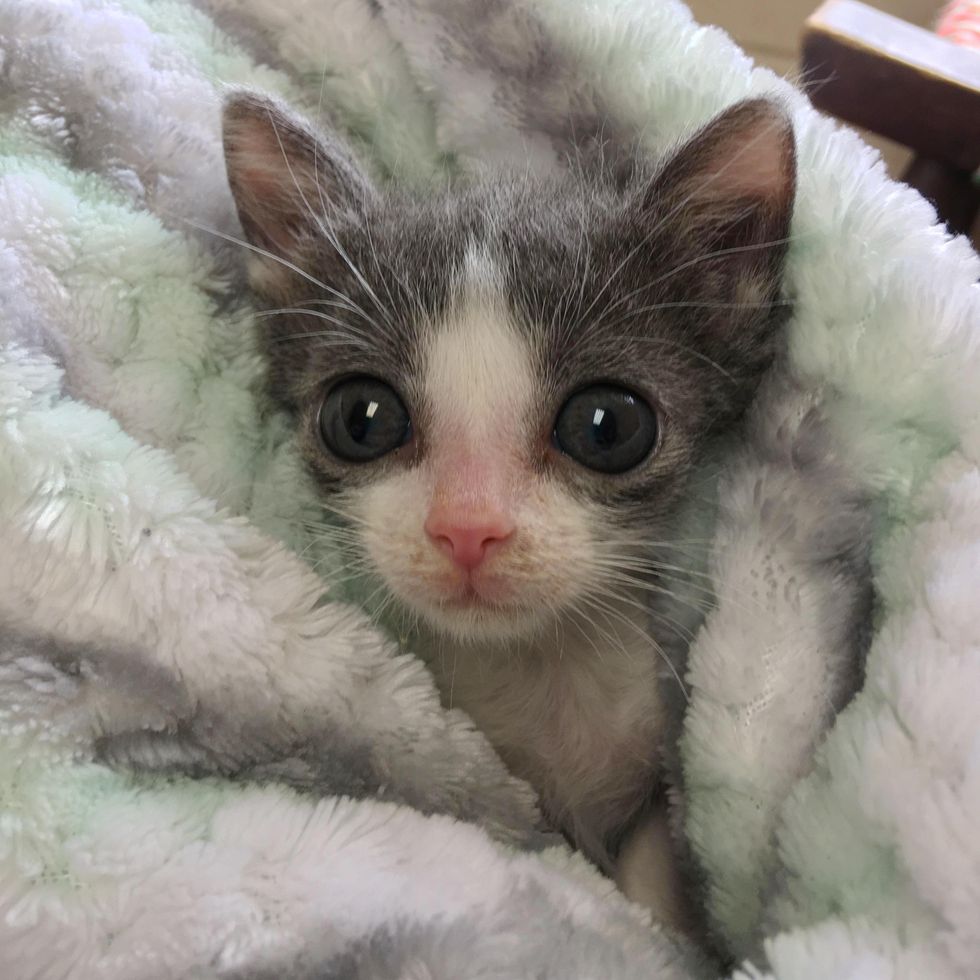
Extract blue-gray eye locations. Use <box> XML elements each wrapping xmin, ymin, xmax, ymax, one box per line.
<box><xmin>319</xmin><ymin>377</ymin><xmax>411</xmax><ymax>462</ymax></box>
<box><xmin>554</xmin><ymin>384</ymin><xmax>659</xmax><ymax>473</ymax></box>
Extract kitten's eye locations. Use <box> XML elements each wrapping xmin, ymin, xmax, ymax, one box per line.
<box><xmin>319</xmin><ymin>377</ymin><xmax>412</xmax><ymax>462</ymax></box>
<box><xmin>553</xmin><ymin>384</ymin><xmax>659</xmax><ymax>474</ymax></box>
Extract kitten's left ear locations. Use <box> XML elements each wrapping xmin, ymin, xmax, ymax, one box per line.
<box><xmin>222</xmin><ymin>92</ymin><xmax>375</xmax><ymax>292</ymax></box>
<box><xmin>646</xmin><ymin>98</ymin><xmax>796</xmax><ymax>284</ymax></box>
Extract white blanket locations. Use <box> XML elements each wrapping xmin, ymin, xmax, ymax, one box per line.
<box><xmin>1</xmin><ymin>1</ymin><xmax>978</xmax><ymax>977</ymax></box>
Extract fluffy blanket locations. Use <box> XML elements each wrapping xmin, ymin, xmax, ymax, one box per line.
<box><xmin>1</xmin><ymin>0</ymin><xmax>978</xmax><ymax>977</ymax></box>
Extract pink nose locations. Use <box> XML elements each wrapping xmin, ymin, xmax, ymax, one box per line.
<box><xmin>424</xmin><ymin>511</ymin><xmax>515</xmax><ymax>571</ymax></box>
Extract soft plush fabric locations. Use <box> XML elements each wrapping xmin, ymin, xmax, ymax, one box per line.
<box><xmin>1</xmin><ymin>1</ymin><xmax>978</xmax><ymax>978</ymax></box>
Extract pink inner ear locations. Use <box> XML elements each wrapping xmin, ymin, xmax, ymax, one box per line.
<box><xmin>695</xmin><ymin>111</ymin><xmax>795</xmax><ymax>213</ymax></box>
<box><xmin>231</xmin><ymin>160</ymin><xmax>305</xmax><ymax>255</ymax></box>
<box><xmin>706</xmin><ymin>128</ymin><xmax>788</xmax><ymax>203</ymax></box>
<box><xmin>228</xmin><ymin>114</ymin><xmax>309</xmax><ymax>205</ymax></box>
<box><xmin>227</xmin><ymin>108</ymin><xmax>284</xmax><ymax>173</ymax></box>
<box><xmin>224</xmin><ymin>93</ymin><xmax>376</xmax><ymax>269</ymax></box>
<box><xmin>237</xmin><ymin>163</ymin><xmax>283</xmax><ymax>201</ymax></box>
<box><xmin>225</xmin><ymin>113</ymin><xmax>316</xmax><ymax>257</ymax></box>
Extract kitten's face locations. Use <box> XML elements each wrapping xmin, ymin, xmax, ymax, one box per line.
<box><xmin>223</xmin><ymin>94</ymin><xmax>796</xmax><ymax>643</ymax></box>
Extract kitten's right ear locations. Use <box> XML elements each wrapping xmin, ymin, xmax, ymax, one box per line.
<box><xmin>222</xmin><ymin>92</ymin><xmax>375</xmax><ymax>292</ymax></box>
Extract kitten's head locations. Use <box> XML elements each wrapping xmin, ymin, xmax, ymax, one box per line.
<box><xmin>223</xmin><ymin>93</ymin><xmax>796</xmax><ymax>643</ymax></box>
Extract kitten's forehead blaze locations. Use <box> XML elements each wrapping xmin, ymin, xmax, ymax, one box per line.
<box><xmin>424</xmin><ymin>248</ymin><xmax>536</xmax><ymax>486</ymax></box>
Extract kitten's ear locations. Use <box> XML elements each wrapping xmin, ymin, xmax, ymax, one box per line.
<box><xmin>222</xmin><ymin>92</ymin><xmax>374</xmax><ymax>290</ymax></box>
<box><xmin>645</xmin><ymin>98</ymin><xmax>796</xmax><ymax>283</ymax></box>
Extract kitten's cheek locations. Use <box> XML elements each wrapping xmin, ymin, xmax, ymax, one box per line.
<box><xmin>353</xmin><ymin>485</ymin><xmax>471</xmax><ymax>600</ymax></box>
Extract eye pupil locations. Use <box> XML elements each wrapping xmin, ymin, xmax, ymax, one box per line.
<box><xmin>591</xmin><ymin>407</ymin><xmax>617</xmax><ymax>450</ymax></box>
<box><xmin>554</xmin><ymin>384</ymin><xmax>658</xmax><ymax>474</ymax></box>
<box><xmin>320</xmin><ymin>379</ymin><xmax>411</xmax><ymax>462</ymax></box>
<box><xmin>346</xmin><ymin>399</ymin><xmax>376</xmax><ymax>443</ymax></box>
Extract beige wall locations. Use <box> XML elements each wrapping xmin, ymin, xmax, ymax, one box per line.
<box><xmin>685</xmin><ymin>0</ymin><xmax>945</xmax><ymax>176</ymax></box>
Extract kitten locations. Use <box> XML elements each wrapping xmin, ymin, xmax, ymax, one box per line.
<box><xmin>222</xmin><ymin>92</ymin><xmax>796</xmax><ymax>930</ymax></box>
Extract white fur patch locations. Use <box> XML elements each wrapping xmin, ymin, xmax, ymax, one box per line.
<box><xmin>423</xmin><ymin>246</ymin><xmax>535</xmax><ymax>455</ymax></box>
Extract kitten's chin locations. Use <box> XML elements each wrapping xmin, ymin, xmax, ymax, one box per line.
<box><xmin>405</xmin><ymin>594</ymin><xmax>553</xmax><ymax>645</ymax></box>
